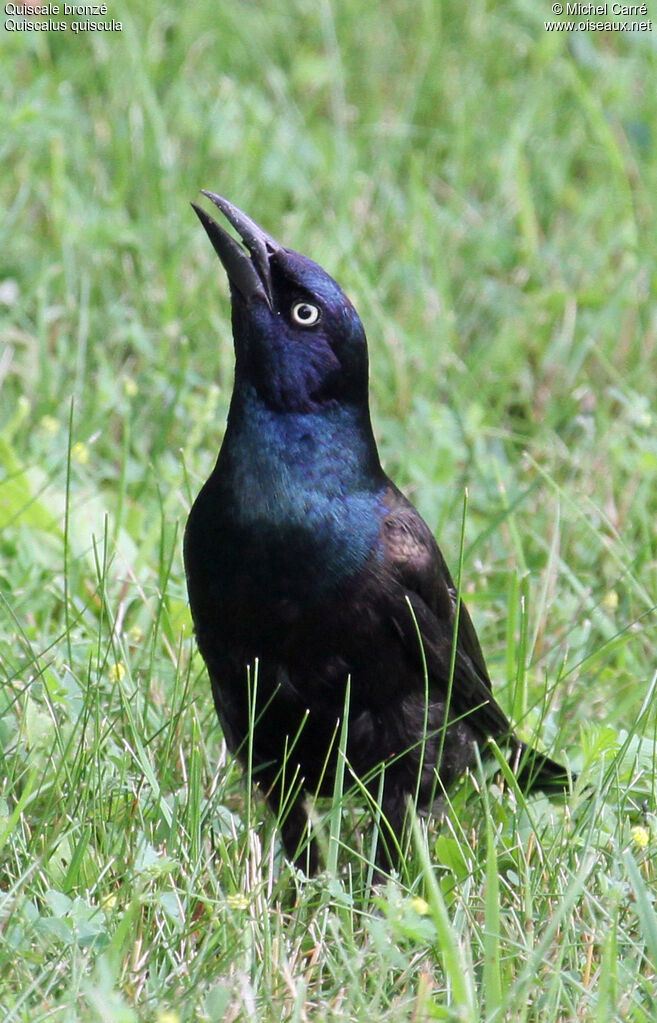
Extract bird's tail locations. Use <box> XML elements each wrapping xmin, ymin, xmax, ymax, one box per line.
<box><xmin>509</xmin><ymin>742</ymin><xmax>574</xmax><ymax>795</ymax></box>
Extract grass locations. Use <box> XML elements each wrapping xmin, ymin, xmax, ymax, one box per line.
<box><xmin>1</xmin><ymin>0</ymin><xmax>657</xmax><ymax>1018</ymax></box>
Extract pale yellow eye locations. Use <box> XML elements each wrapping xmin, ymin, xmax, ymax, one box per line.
<box><xmin>290</xmin><ymin>301</ymin><xmax>321</xmax><ymax>327</ymax></box>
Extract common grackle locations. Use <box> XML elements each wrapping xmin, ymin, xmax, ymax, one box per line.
<box><xmin>184</xmin><ymin>192</ymin><xmax>573</xmax><ymax>874</ymax></box>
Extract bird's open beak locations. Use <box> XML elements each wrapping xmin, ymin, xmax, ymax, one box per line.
<box><xmin>191</xmin><ymin>191</ymin><xmax>280</xmax><ymax>309</ymax></box>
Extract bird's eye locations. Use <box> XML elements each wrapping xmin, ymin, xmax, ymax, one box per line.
<box><xmin>290</xmin><ymin>301</ymin><xmax>321</xmax><ymax>327</ymax></box>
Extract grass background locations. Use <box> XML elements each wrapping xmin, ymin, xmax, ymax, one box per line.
<box><xmin>2</xmin><ymin>1</ymin><xmax>657</xmax><ymax>1019</ymax></box>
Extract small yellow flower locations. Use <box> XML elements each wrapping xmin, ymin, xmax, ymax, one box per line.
<box><xmin>71</xmin><ymin>441</ymin><xmax>90</xmax><ymax>465</ymax></box>
<box><xmin>409</xmin><ymin>896</ymin><xmax>430</xmax><ymax>916</ymax></box>
<box><xmin>123</xmin><ymin>376</ymin><xmax>139</xmax><ymax>397</ymax></box>
<box><xmin>40</xmin><ymin>415</ymin><xmax>61</xmax><ymax>435</ymax></box>
<box><xmin>602</xmin><ymin>590</ymin><xmax>619</xmax><ymax>611</ymax></box>
<box><xmin>156</xmin><ymin>1013</ymin><xmax>180</xmax><ymax>1023</ymax></box>
<box><xmin>632</xmin><ymin>826</ymin><xmax>650</xmax><ymax>849</ymax></box>
<box><xmin>102</xmin><ymin>894</ymin><xmax>118</xmax><ymax>912</ymax></box>
<box><xmin>109</xmin><ymin>662</ymin><xmax>126</xmax><ymax>684</ymax></box>
<box><xmin>226</xmin><ymin>893</ymin><xmax>250</xmax><ymax>910</ymax></box>
<box><xmin>127</xmin><ymin>625</ymin><xmax>144</xmax><ymax>645</ymax></box>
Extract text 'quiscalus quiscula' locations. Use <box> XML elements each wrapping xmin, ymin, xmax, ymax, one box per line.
<box><xmin>184</xmin><ymin>192</ymin><xmax>572</xmax><ymax>874</ymax></box>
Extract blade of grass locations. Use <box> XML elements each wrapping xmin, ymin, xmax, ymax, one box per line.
<box><xmin>483</xmin><ymin>815</ymin><xmax>503</xmax><ymax>1022</ymax></box>
<box><xmin>411</xmin><ymin>813</ymin><xmax>478</xmax><ymax>1022</ymax></box>
<box><xmin>327</xmin><ymin>676</ymin><xmax>351</xmax><ymax>876</ymax></box>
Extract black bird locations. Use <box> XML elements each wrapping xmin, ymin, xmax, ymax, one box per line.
<box><xmin>184</xmin><ymin>192</ymin><xmax>572</xmax><ymax>873</ymax></box>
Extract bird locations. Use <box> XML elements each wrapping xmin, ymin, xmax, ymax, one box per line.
<box><xmin>184</xmin><ymin>191</ymin><xmax>573</xmax><ymax>875</ymax></box>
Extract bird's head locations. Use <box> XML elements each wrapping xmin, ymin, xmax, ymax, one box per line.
<box><xmin>192</xmin><ymin>192</ymin><xmax>369</xmax><ymax>414</ymax></box>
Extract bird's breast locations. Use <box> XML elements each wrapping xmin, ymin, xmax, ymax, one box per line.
<box><xmin>186</xmin><ymin>463</ymin><xmax>386</xmax><ymax>650</ymax></box>
<box><xmin>185</xmin><ymin>396</ymin><xmax>388</xmax><ymax>650</ymax></box>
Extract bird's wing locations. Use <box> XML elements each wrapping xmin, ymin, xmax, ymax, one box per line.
<box><xmin>399</xmin><ymin>589</ymin><xmax>512</xmax><ymax>741</ymax></box>
<box><xmin>380</xmin><ymin>484</ymin><xmax>493</xmax><ymax>691</ymax></box>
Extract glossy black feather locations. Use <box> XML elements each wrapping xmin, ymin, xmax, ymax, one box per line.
<box><xmin>184</xmin><ymin>194</ymin><xmax>573</xmax><ymax>873</ymax></box>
